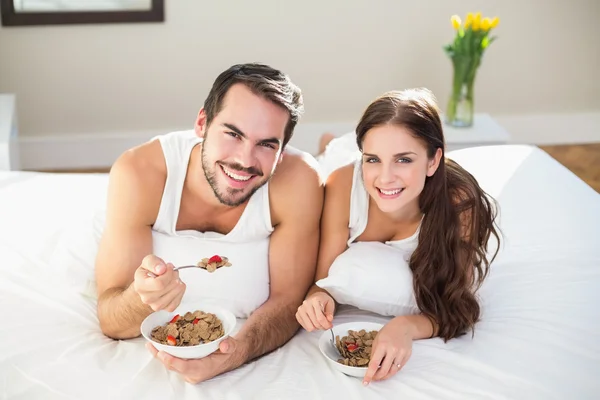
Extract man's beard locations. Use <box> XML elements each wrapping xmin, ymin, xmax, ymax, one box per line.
<box><xmin>201</xmin><ymin>143</ymin><xmax>270</xmax><ymax>207</ymax></box>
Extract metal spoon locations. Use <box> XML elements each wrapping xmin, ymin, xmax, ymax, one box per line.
<box><xmin>146</xmin><ymin>265</ymin><xmax>199</xmax><ymax>278</ymax></box>
<box><xmin>328</xmin><ymin>327</ymin><xmax>343</xmax><ymax>357</ymax></box>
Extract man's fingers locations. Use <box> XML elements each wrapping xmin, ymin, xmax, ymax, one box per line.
<box><xmin>164</xmin><ymin>283</ymin><xmax>186</xmax><ymax>312</ymax></box>
<box><xmin>144</xmin><ymin>266</ymin><xmax>177</xmax><ymax>292</ymax></box>
<box><xmin>135</xmin><ymin>263</ymin><xmax>183</xmax><ymax>309</ymax></box>
<box><xmin>146</xmin><ymin>342</ymin><xmax>159</xmax><ymax>357</ymax></box>
<box><xmin>219</xmin><ymin>338</ymin><xmax>236</xmax><ymax>354</ymax></box>
<box><xmin>151</xmin><ymin>283</ymin><xmax>183</xmax><ymax>311</ymax></box>
<box><xmin>140</xmin><ymin>254</ymin><xmax>167</xmax><ymax>274</ymax></box>
<box><xmin>157</xmin><ymin>351</ymin><xmax>187</xmax><ymax>373</ymax></box>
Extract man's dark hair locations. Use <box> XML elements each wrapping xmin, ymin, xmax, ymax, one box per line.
<box><xmin>203</xmin><ymin>63</ymin><xmax>304</xmax><ymax>147</ymax></box>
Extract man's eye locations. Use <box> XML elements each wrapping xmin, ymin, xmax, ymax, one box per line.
<box><xmin>226</xmin><ymin>131</ymin><xmax>240</xmax><ymax>139</ymax></box>
<box><xmin>260</xmin><ymin>142</ymin><xmax>276</xmax><ymax>149</ymax></box>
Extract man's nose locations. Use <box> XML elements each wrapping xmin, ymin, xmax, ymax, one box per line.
<box><xmin>234</xmin><ymin>143</ymin><xmax>255</xmax><ymax>168</ymax></box>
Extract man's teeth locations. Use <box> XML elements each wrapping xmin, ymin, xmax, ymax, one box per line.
<box><xmin>380</xmin><ymin>188</ymin><xmax>402</xmax><ymax>195</ymax></box>
<box><xmin>223</xmin><ymin>166</ymin><xmax>252</xmax><ymax>181</ymax></box>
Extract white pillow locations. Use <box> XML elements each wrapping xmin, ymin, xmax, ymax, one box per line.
<box><xmin>47</xmin><ymin>209</ymin><xmax>106</xmax><ymax>299</ymax></box>
<box><xmin>316</xmin><ymin>241</ymin><xmax>420</xmax><ymax>317</ymax></box>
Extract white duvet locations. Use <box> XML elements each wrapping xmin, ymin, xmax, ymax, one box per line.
<box><xmin>0</xmin><ymin>145</ymin><xmax>599</xmax><ymax>399</ymax></box>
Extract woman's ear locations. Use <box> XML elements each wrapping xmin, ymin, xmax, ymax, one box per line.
<box><xmin>427</xmin><ymin>148</ymin><xmax>443</xmax><ymax>177</ymax></box>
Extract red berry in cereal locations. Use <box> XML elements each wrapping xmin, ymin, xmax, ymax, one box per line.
<box><xmin>208</xmin><ymin>255</ymin><xmax>222</xmax><ymax>264</ymax></box>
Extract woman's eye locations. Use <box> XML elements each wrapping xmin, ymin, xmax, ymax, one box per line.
<box><xmin>365</xmin><ymin>157</ymin><xmax>379</xmax><ymax>163</ymax></box>
<box><xmin>398</xmin><ymin>158</ymin><xmax>412</xmax><ymax>163</ymax></box>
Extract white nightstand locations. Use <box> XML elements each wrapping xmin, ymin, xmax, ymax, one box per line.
<box><xmin>0</xmin><ymin>94</ymin><xmax>20</xmax><ymax>171</ymax></box>
<box><xmin>443</xmin><ymin>113</ymin><xmax>511</xmax><ymax>152</ymax></box>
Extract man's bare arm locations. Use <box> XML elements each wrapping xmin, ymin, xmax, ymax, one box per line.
<box><xmin>95</xmin><ymin>144</ymin><xmax>182</xmax><ymax>339</ymax></box>
<box><xmin>236</xmin><ymin>156</ymin><xmax>324</xmax><ymax>361</ymax></box>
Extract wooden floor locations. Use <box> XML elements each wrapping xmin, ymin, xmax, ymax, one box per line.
<box><xmin>35</xmin><ymin>144</ymin><xmax>600</xmax><ymax>193</ymax></box>
<box><xmin>539</xmin><ymin>143</ymin><xmax>600</xmax><ymax>193</ymax></box>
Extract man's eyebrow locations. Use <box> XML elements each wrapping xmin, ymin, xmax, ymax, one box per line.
<box><xmin>223</xmin><ymin>123</ymin><xmax>246</xmax><ymax>138</ymax></box>
<box><xmin>223</xmin><ymin>123</ymin><xmax>281</xmax><ymax>147</ymax></box>
<box><xmin>258</xmin><ymin>137</ymin><xmax>282</xmax><ymax>147</ymax></box>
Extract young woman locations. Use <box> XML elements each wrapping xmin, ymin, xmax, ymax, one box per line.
<box><xmin>297</xmin><ymin>88</ymin><xmax>500</xmax><ymax>385</ymax></box>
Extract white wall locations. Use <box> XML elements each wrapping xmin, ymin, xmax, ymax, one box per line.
<box><xmin>1</xmin><ymin>0</ymin><xmax>599</xmax><ymax>168</ymax></box>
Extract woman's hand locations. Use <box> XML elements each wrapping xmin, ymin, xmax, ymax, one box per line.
<box><xmin>363</xmin><ymin>316</ymin><xmax>416</xmax><ymax>385</ymax></box>
<box><xmin>295</xmin><ymin>291</ymin><xmax>336</xmax><ymax>331</ymax></box>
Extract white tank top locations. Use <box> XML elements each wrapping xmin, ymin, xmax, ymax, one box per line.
<box><xmin>315</xmin><ymin>159</ymin><xmax>421</xmax><ymax>317</ymax></box>
<box><xmin>347</xmin><ymin>159</ymin><xmax>421</xmax><ymax>260</ymax></box>
<box><xmin>150</xmin><ymin>130</ymin><xmax>273</xmax><ymax>318</ymax></box>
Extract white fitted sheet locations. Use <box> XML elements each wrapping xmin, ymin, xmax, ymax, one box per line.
<box><xmin>0</xmin><ymin>145</ymin><xmax>599</xmax><ymax>399</ymax></box>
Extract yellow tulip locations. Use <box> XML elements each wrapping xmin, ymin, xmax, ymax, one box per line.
<box><xmin>491</xmin><ymin>16</ymin><xmax>500</xmax><ymax>28</ymax></box>
<box><xmin>472</xmin><ymin>18</ymin><xmax>481</xmax><ymax>31</ymax></box>
<box><xmin>451</xmin><ymin>15</ymin><xmax>461</xmax><ymax>30</ymax></box>
<box><xmin>481</xmin><ymin>17</ymin><xmax>492</xmax><ymax>31</ymax></box>
<box><xmin>475</xmin><ymin>12</ymin><xmax>482</xmax><ymax>23</ymax></box>
<box><xmin>465</xmin><ymin>12</ymin><xmax>474</xmax><ymax>28</ymax></box>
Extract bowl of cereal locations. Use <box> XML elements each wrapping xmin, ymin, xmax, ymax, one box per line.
<box><xmin>318</xmin><ymin>321</ymin><xmax>383</xmax><ymax>378</ymax></box>
<box><xmin>141</xmin><ymin>303</ymin><xmax>237</xmax><ymax>360</ymax></box>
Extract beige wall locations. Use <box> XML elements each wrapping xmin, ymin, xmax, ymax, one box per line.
<box><xmin>1</xmin><ymin>0</ymin><xmax>598</xmax><ymax>139</ymax></box>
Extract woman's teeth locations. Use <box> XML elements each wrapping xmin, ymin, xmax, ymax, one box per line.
<box><xmin>379</xmin><ymin>188</ymin><xmax>402</xmax><ymax>195</ymax></box>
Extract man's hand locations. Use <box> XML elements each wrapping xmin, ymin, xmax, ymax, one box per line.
<box><xmin>146</xmin><ymin>336</ymin><xmax>248</xmax><ymax>384</ymax></box>
<box><xmin>134</xmin><ymin>254</ymin><xmax>186</xmax><ymax>312</ymax></box>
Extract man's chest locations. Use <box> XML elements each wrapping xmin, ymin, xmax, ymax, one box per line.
<box><xmin>175</xmin><ymin>199</ymin><xmax>248</xmax><ymax>235</ymax></box>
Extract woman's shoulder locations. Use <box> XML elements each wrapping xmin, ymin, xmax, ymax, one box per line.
<box><xmin>321</xmin><ymin>163</ymin><xmax>357</xmax><ymax>226</ymax></box>
<box><xmin>325</xmin><ymin>162</ymin><xmax>356</xmax><ymax>196</ymax></box>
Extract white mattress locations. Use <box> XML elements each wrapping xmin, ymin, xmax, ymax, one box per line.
<box><xmin>0</xmin><ymin>145</ymin><xmax>599</xmax><ymax>399</ymax></box>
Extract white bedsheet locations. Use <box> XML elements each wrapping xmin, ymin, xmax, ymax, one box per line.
<box><xmin>0</xmin><ymin>145</ymin><xmax>599</xmax><ymax>399</ymax></box>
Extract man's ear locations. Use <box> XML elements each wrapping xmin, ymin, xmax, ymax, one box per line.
<box><xmin>194</xmin><ymin>108</ymin><xmax>208</xmax><ymax>138</ymax></box>
<box><xmin>277</xmin><ymin>151</ymin><xmax>284</xmax><ymax>165</ymax></box>
<box><xmin>427</xmin><ymin>147</ymin><xmax>443</xmax><ymax>177</ymax></box>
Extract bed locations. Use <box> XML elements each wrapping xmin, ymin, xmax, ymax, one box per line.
<box><xmin>1</xmin><ymin>144</ymin><xmax>599</xmax><ymax>399</ymax></box>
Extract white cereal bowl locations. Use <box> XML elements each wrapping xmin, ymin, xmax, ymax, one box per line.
<box><xmin>141</xmin><ymin>302</ymin><xmax>237</xmax><ymax>360</ymax></box>
<box><xmin>318</xmin><ymin>321</ymin><xmax>384</xmax><ymax>378</ymax></box>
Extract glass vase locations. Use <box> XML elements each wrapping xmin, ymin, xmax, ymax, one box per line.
<box><xmin>445</xmin><ymin>57</ymin><xmax>478</xmax><ymax>128</ymax></box>
<box><xmin>446</xmin><ymin>83</ymin><xmax>473</xmax><ymax>127</ymax></box>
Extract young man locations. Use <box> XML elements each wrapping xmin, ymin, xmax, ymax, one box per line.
<box><xmin>95</xmin><ymin>63</ymin><xmax>324</xmax><ymax>384</ymax></box>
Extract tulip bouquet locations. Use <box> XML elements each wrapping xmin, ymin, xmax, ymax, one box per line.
<box><xmin>444</xmin><ymin>12</ymin><xmax>499</xmax><ymax>127</ymax></box>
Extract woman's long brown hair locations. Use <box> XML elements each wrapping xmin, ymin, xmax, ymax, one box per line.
<box><xmin>355</xmin><ymin>88</ymin><xmax>501</xmax><ymax>341</ymax></box>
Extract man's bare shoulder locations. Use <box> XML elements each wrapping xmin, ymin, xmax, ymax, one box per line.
<box><xmin>106</xmin><ymin>139</ymin><xmax>167</xmax><ymax>225</ymax></box>
<box><xmin>271</xmin><ymin>147</ymin><xmax>323</xmax><ymax>191</ymax></box>
<box><xmin>269</xmin><ymin>147</ymin><xmax>324</xmax><ymax>225</ymax></box>
<box><xmin>111</xmin><ymin>140</ymin><xmax>166</xmax><ymax>187</ymax></box>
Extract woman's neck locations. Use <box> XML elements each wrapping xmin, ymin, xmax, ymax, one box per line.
<box><xmin>384</xmin><ymin>199</ymin><xmax>423</xmax><ymax>225</ymax></box>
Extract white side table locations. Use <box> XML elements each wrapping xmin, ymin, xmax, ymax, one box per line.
<box><xmin>0</xmin><ymin>94</ymin><xmax>20</xmax><ymax>171</ymax></box>
<box><xmin>443</xmin><ymin>113</ymin><xmax>510</xmax><ymax>152</ymax></box>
